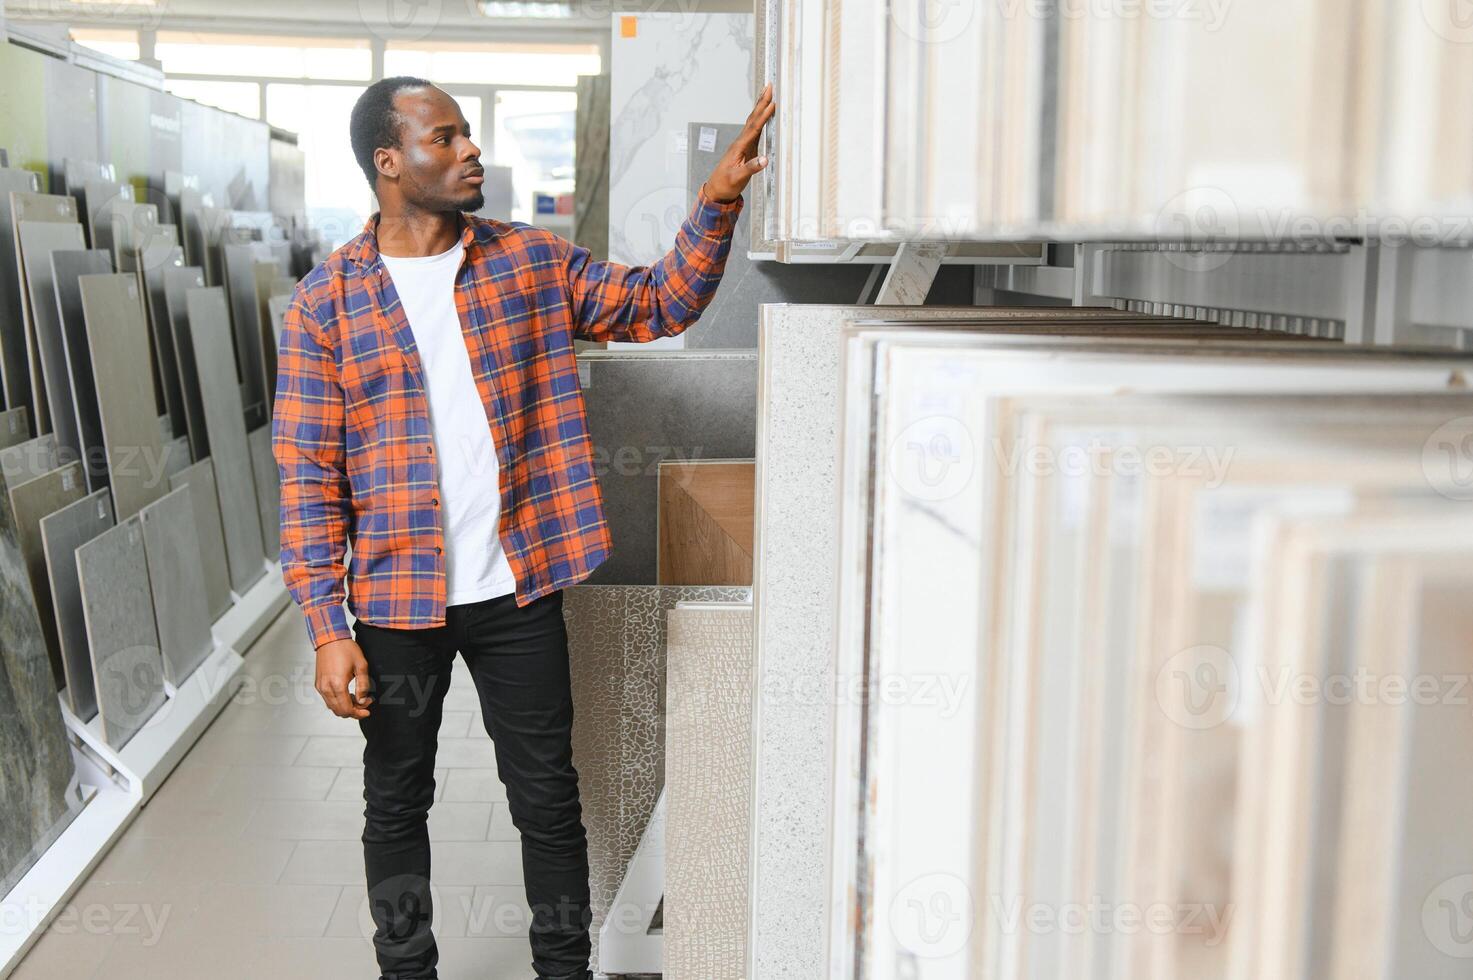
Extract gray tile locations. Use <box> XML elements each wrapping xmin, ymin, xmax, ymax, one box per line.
<box><xmin>139</xmin><ymin>485</ymin><xmax>215</xmax><ymax>686</ymax></box>
<box><xmin>40</xmin><ymin>488</ymin><xmax>114</xmax><ymax>720</ymax></box>
<box><xmin>168</xmin><ymin>457</ymin><xmax>233</xmax><ymax>620</ymax></box>
<box><xmin>222</xmin><ymin>242</ymin><xmax>272</xmax><ymax>430</ymax></box>
<box><xmin>50</xmin><ymin>249</ymin><xmax>113</xmax><ymax>493</ymax></box>
<box><xmin>161</xmin><ymin>433</ymin><xmax>190</xmax><ymax>480</ymax></box>
<box><xmin>573</xmin><ymin>73</ymin><xmax>611</xmax><ymax>264</ymax></box>
<box><xmin>9</xmin><ymin>462</ymin><xmax>87</xmax><ymax>694</ymax></box>
<box><xmin>563</xmin><ymin>583</ymin><xmax>751</xmax><ymax>970</ymax></box>
<box><xmin>0</xmin><ymin>169</ymin><xmax>44</xmax><ymax>409</ymax></box>
<box><xmin>7</xmin><ymin>189</ymin><xmax>75</xmax><ymax>431</ymax></box>
<box><xmin>0</xmin><ymin>459</ymin><xmax>84</xmax><ymax>896</ymax></box>
<box><xmin>579</xmin><ymin>352</ymin><xmax>757</xmax><ymax>584</ymax></box>
<box><xmin>0</xmin><ymin>434</ymin><xmax>59</xmax><ymax>488</ymax></box>
<box><xmin>77</xmin><ymin>273</ymin><xmax>168</xmax><ymax>520</ymax></box>
<box><xmin>75</xmin><ymin>177</ymin><xmax>130</xmax><ymax>253</ymax></box>
<box><xmin>185</xmin><ymin>286</ymin><xmax>266</xmax><ymax>593</ymax></box>
<box><xmin>164</xmin><ymin>266</ymin><xmax>209</xmax><ymax>461</ymax></box>
<box><xmin>77</xmin><ymin>515</ymin><xmax>166</xmax><ymax>750</ymax></box>
<box><xmin>247</xmin><ymin>423</ymin><xmax>280</xmax><ymax>562</ymax></box>
<box><xmin>16</xmin><ymin>220</ymin><xmax>86</xmax><ymax>459</ymax></box>
<box><xmin>121</xmin><ymin>237</ymin><xmax>188</xmax><ymax>440</ymax></box>
<box><xmin>0</xmin><ymin>406</ymin><xmax>31</xmax><ymax>449</ymax></box>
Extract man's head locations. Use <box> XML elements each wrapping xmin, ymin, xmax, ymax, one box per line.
<box><xmin>350</xmin><ymin>76</ymin><xmax>486</xmax><ymax>215</ymax></box>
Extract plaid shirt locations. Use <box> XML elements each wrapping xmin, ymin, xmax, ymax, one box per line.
<box><xmin>272</xmin><ymin>185</ymin><xmax>743</xmax><ymax>648</ymax></box>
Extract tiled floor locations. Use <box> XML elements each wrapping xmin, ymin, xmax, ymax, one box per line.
<box><xmin>13</xmin><ymin>607</ymin><xmax>541</xmax><ymax>980</ymax></box>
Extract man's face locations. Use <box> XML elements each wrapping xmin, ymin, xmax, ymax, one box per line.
<box><xmin>382</xmin><ymin>86</ymin><xmax>485</xmax><ymax>213</ymax></box>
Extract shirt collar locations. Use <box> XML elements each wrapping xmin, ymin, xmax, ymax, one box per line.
<box><xmin>344</xmin><ymin>210</ymin><xmax>499</xmax><ymax>270</ymax></box>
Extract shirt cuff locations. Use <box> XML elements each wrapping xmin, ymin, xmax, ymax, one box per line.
<box><xmin>302</xmin><ymin>599</ymin><xmax>352</xmax><ymax>650</ymax></box>
<box><xmin>692</xmin><ymin>182</ymin><xmax>744</xmax><ymax>236</ymax></box>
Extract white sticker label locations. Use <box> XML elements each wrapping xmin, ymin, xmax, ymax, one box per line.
<box><xmin>578</xmin><ymin>361</ymin><xmax>591</xmax><ymax>388</ymax></box>
<box><xmin>672</xmin><ymin>132</ymin><xmax>688</xmax><ymax>155</ymax></box>
<box><xmin>61</xmin><ymin>470</ymin><xmax>73</xmax><ymax>491</ymax></box>
<box><xmin>7</xmin><ymin>415</ymin><xmax>16</xmax><ymax>434</ymax></box>
<box><xmin>97</xmin><ymin>500</ymin><xmax>107</xmax><ymax>520</ymax></box>
<box><xmin>698</xmin><ymin>126</ymin><xmax>718</xmax><ymax>152</ymax></box>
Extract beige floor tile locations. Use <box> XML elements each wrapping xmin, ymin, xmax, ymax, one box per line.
<box><xmin>323</xmin><ymin>881</ymin><xmax>478</xmax><ymax>940</ymax></box>
<box><xmin>428</xmin><ymin>802</ymin><xmax>494</xmax><ymax>841</ymax></box>
<box><xmin>142</xmin><ymin>834</ymin><xmax>301</xmax><ymax>886</ymax></box>
<box><xmin>214</xmin><ymin>763</ymin><xmax>340</xmax><ymax>801</ymax></box>
<box><xmin>325</xmin><ymin>764</ymin><xmax>449</xmax><ymax>802</ymax></box>
<box><xmin>433</xmin><ymin>737</ymin><xmax>501</xmax><ymax>768</ymax></box>
<box><xmin>245</xmin><ymin>800</ymin><xmax>371</xmax><ymax>840</ymax></box>
<box><xmin>278</xmin><ymin>840</ymin><xmax>366</xmax><ymax>885</ymax></box>
<box><xmin>468</xmin><ymin>884</ymin><xmax>536</xmax><ymax>938</ymax></box>
<box><xmin>424</xmin><ymin>842</ymin><xmax>524</xmax><ymax>886</ymax></box>
<box><xmin>440</xmin><ymin>710</ymin><xmax>476</xmax><ymax>738</ymax></box>
<box><xmin>6</xmin><ymin>917</ymin><xmax>114</xmax><ymax>980</ymax></box>
<box><xmin>443</xmin><ymin>768</ymin><xmax>509</xmax><ymax>803</ymax></box>
<box><xmin>188</xmin><ymin>882</ymin><xmax>341</xmax><ymax>939</ymax></box>
<box><xmin>177</xmin><ymin>731</ymin><xmax>310</xmax><ymax>769</ymax></box>
<box><xmin>258</xmin><ymin>936</ymin><xmax>388</xmax><ymax>978</ymax></box>
<box><xmin>488</xmin><ymin>803</ymin><xmax>520</xmax><ymax>841</ymax></box>
<box><xmin>293</xmin><ymin>735</ymin><xmax>366</xmax><ymax>768</ymax></box>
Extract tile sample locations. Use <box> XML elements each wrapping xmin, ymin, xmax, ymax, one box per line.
<box><xmin>682</xmin><ymin>122</ymin><xmax>871</xmax><ymax>348</ymax></box>
<box><xmin>168</xmin><ymin>457</ymin><xmax>233</xmax><ymax>621</ymax></box>
<box><xmin>0</xmin><ymin>169</ymin><xmax>46</xmax><ymax>410</ymax></box>
<box><xmin>9</xmin><ymin>191</ymin><xmax>78</xmax><ymax>434</ymax></box>
<box><xmin>609</xmin><ymin>14</ymin><xmax>755</xmax><ymax>267</ymax></box>
<box><xmin>247</xmin><ymin>423</ymin><xmax>280</xmax><ymax>562</ymax></box>
<box><xmin>563</xmin><ymin>584</ymin><xmax>752</xmax><ymax>973</ymax></box>
<box><xmin>50</xmin><ymin>249</ymin><xmax>113</xmax><ymax>492</ymax></box>
<box><xmin>665</xmin><ymin>601</ymin><xmax>754</xmax><ymax>980</ymax></box>
<box><xmin>222</xmin><ymin>242</ymin><xmax>272</xmax><ymax>430</ymax></box>
<box><xmin>10</xmin><ymin>462</ymin><xmax>86</xmax><ymax>693</ymax></box>
<box><xmin>40</xmin><ymin>488</ymin><xmax>114</xmax><ymax>720</ymax></box>
<box><xmin>573</xmin><ymin>73</ymin><xmax>611</xmax><ymax>264</ymax></box>
<box><xmin>77</xmin><ymin>273</ymin><xmax>167</xmax><ymax>520</ymax></box>
<box><xmin>0</xmin><ymin>462</ymin><xmax>84</xmax><ymax>895</ymax></box>
<box><xmin>185</xmin><ymin>287</ymin><xmax>266</xmax><ymax>593</ymax></box>
<box><xmin>253</xmin><ymin>259</ymin><xmax>283</xmax><ymax>403</ymax></box>
<box><xmin>122</xmin><ymin>238</ymin><xmax>188</xmax><ymax>439</ymax></box>
<box><xmin>579</xmin><ymin>351</ymin><xmax>757</xmax><ymax>584</ymax></box>
<box><xmin>657</xmin><ymin>459</ymin><xmax>754</xmax><ymax>585</ymax></box>
<box><xmin>0</xmin><ymin>406</ymin><xmax>30</xmax><ymax>449</ymax></box>
<box><xmin>77</xmin><ymin>515</ymin><xmax>167</xmax><ymax>750</ymax></box>
<box><xmin>17</xmin><ymin>221</ymin><xmax>87</xmax><ymax>458</ymax></box>
<box><xmin>164</xmin><ymin>265</ymin><xmax>210</xmax><ymax>461</ymax></box>
<box><xmin>0</xmin><ymin>434</ymin><xmax>59</xmax><ymax>488</ymax></box>
<box><xmin>139</xmin><ymin>486</ymin><xmax>215</xmax><ymax>685</ymax></box>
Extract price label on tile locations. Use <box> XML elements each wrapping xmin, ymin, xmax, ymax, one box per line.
<box><xmin>61</xmin><ymin>470</ymin><xmax>73</xmax><ymax>492</ymax></box>
<box><xmin>672</xmin><ymin>132</ymin><xmax>688</xmax><ymax>155</ymax></box>
<box><xmin>698</xmin><ymin>126</ymin><xmax>718</xmax><ymax>153</ymax></box>
<box><xmin>578</xmin><ymin>361</ymin><xmax>591</xmax><ymax>388</ymax></box>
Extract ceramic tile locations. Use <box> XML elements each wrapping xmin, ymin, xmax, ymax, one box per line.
<box><xmin>185</xmin><ymin>287</ymin><xmax>266</xmax><ymax>594</ymax></box>
<box><xmin>77</xmin><ymin>515</ymin><xmax>166</xmax><ymax>749</ymax></box>
<box><xmin>0</xmin><ymin>169</ymin><xmax>45</xmax><ymax>410</ymax></box>
<box><xmin>168</xmin><ymin>457</ymin><xmax>234</xmax><ymax>621</ymax></box>
<box><xmin>0</xmin><ymin>434</ymin><xmax>59</xmax><ymax>488</ymax></box>
<box><xmin>16</xmin><ymin>221</ymin><xmax>86</xmax><ymax>458</ymax></box>
<box><xmin>39</xmin><ymin>488</ymin><xmax>114</xmax><ymax>720</ymax></box>
<box><xmin>139</xmin><ymin>485</ymin><xmax>215</xmax><ymax>686</ymax></box>
<box><xmin>77</xmin><ymin>273</ymin><xmax>168</xmax><ymax>520</ymax></box>
<box><xmin>9</xmin><ymin>191</ymin><xmax>77</xmax><ymax>434</ymax></box>
<box><xmin>573</xmin><ymin>73</ymin><xmax>611</xmax><ymax>264</ymax></box>
<box><xmin>562</xmin><ymin>583</ymin><xmax>751</xmax><ymax>972</ymax></box>
<box><xmin>665</xmin><ymin>601</ymin><xmax>753</xmax><ymax>980</ymax></box>
<box><xmin>222</xmin><ymin>242</ymin><xmax>271</xmax><ymax>430</ymax></box>
<box><xmin>121</xmin><ymin>238</ymin><xmax>188</xmax><ymax>440</ymax></box>
<box><xmin>164</xmin><ymin>265</ymin><xmax>210</xmax><ymax>461</ymax></box>
<box><xmin>9</xmin><ymin>461</ymin><xmax>86</xmax><ymax>694</ymax></box>
<box><xmin>247</xmin><ymin>423</ymin><xmax>280</xmax><ymax>562</ymax></box>
<box><xmin>0</xmin><ymin>406</ymin><xmax>31</xmax><ymax>449</ymax></box>
<box><xmin>578</xmin><ymin>352</ymin><xmax>757</xmax><ymax>584</ymax></box>
<box><xmin>49</xmin><ymin>249</ymin><xmax>113</xmax><ymax>492</ymax></box>
<box><xmin>0</xmin><ymin>457</ymin><xmax>84</xmax><ymax>895</ymax></box>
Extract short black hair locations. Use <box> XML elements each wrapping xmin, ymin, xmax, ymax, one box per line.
<box><xmin>350</xmin><ymin>75</ymin><xmax>434</xmax><ymax>190</ymax></box>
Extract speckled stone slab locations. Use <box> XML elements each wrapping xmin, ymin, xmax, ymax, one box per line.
<box><xmin>77</xmin><ymin>515</ymin><xmax>166</xmax><ymax>750</ymax></box>
<box><xmin>247</xmin><ymin>423</ymin><xmax>279</xmax><ymax>563</ymax></box>
<box><xmin>10</xmin><ymin>461</ymin><xmax>86</xmax><ymax>693</ymax></box>
<box><xmin>139</xmin><ymin>485</ymin><xmax>214</xmax><ymax>686</ymax></box>
<box><xmin>40</xmin><ymin>488</ymin><xmax>114</xmax><ymax>720</ymax></box>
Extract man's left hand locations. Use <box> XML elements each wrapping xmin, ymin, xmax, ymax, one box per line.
<box><xmin>703</xmin><ymin>82</ymin><xmax>776</xmax><ymax>204</ymax></box>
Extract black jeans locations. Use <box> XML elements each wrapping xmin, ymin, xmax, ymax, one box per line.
<box><xmin>352</xmin><ymin>589</ymin><xmax>592</xmax><ymax>980</ymax></box>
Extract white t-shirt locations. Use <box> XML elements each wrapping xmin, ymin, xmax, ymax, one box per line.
<box><xmin>380</xmin><ymin>239</ymin><xmax>518</xmax><ymax>606</ymax></box>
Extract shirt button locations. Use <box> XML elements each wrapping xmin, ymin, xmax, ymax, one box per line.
<box><xmin>426</xmin><ymin>446</ymin><xmax>434</xmax><ymax>455</ymax></box>
<box><xmin>431</xmin><ymin>497</ymin><xmax>439</xmax><ymax>506</ymax></box>
<box><xmin>434</xmin><ymin>546</ymin><xmax>443</xmax><ymax>554</ymax></box>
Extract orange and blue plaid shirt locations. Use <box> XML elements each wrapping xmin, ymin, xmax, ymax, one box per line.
<box><xmin>271</xmin><ymin>185</ymin><xmax>743</xmax><ymax>648</ymax></box>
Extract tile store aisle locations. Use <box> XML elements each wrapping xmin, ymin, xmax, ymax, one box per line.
<box><xmin>14</xmin><ymin>608</ymin><xmax>538</xmax><ymax>980</ymax></box>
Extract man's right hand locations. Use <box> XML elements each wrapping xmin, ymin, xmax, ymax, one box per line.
<box><xmin>316</xmin><ymin>638</ymin><xmax>373</xmax><ymax>719</ymax></box>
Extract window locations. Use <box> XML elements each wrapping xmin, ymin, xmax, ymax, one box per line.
<box><xmin>266</xmin><ymin>84</ymin><xmax>371</xmax><ymax>247</ymax></box>
<box><xmin>384</xmin><ymin>41</ymin><xmax>600</xmax><ymax>87</ymax></box>
<box><xmin>493</xmin><ymin>90</ymin><xmax>575</xmax><ymax>225</ymax></box>
<box><xmin>70</xmin><ymin>28</ymin><xmax>140</xmax><ymax>61</ymax></box>
<box><xmin>164</xmin><ymin>79</ymin><xmax>262</xmax><ymax>119</ymax></box>
<box><xmin>156</xmin><ymin>32</ymin><xmax>372</xmax><ymax>80</ymax></box>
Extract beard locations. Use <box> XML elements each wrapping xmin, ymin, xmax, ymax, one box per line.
<box><xmin>460</xmin><ymin>189</ymin><xmax>485</xmax><ymax>214</ymax></box>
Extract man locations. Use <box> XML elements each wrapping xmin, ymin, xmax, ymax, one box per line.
<box><xmin>271</xmin><ymin>76</ymin><xmax>773</xmax><ymax>980</ymax></box>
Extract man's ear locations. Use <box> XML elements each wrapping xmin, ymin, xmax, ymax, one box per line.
<box><xmin>374</xmin><ymin>146</ymin><xmax>398</xmax><ymax>183</ymax></box>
